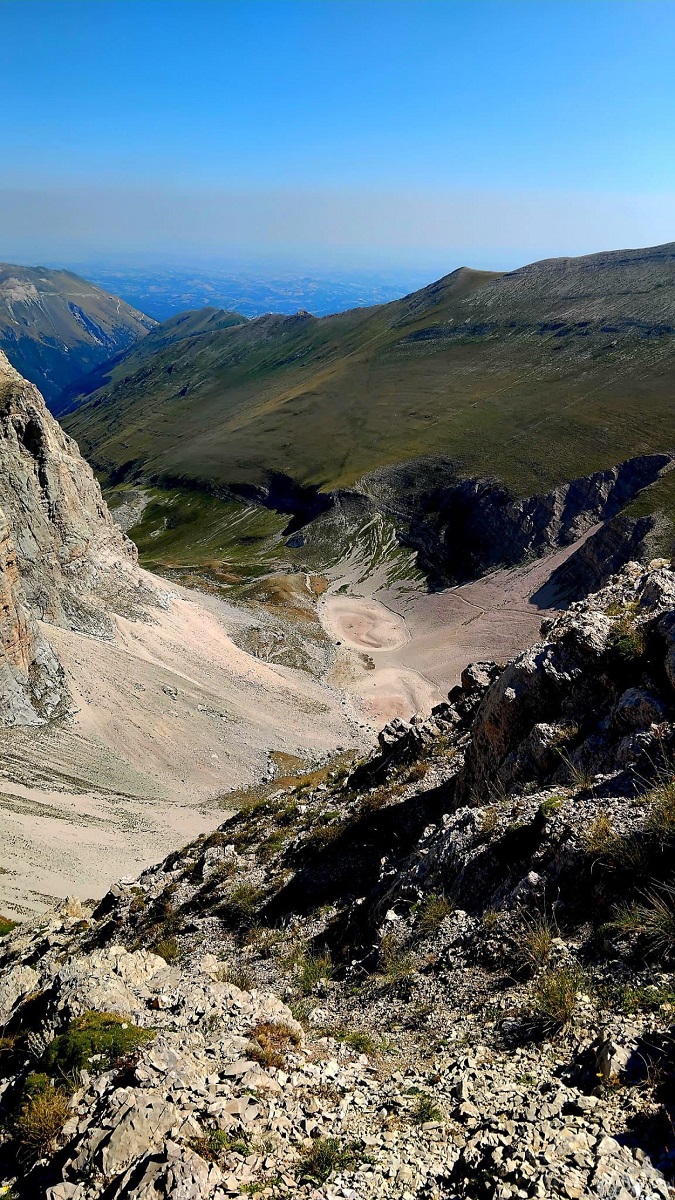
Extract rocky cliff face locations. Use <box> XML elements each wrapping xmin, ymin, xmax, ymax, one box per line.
<box><xmin>294</xmin><ymin>453</ymin><xmax>672</xmax><ymax>592</ymax></box>
<box><xmin>0</xmin><ymin>351</ymin><xmax>152</xmax><ymax>724</ymax></box>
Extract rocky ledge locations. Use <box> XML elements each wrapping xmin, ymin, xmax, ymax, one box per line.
<box><xmin>3</xmin><ymin>562</ymin><xmax>675</xmax><ymax>1198</ymax></box>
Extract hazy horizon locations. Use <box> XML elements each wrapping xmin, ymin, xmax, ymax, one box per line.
<box><xmin>1</xmin><ymin>0</ymin><xmax>674</xmax><ymax>273</ymax></box>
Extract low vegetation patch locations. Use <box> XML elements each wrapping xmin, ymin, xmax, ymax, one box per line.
<box><xmin>531</xmin><ymin>965</ymin><xmax>583</xmax><ymax>1031</ymax></box>
<box><xmin>0</xmin><ymin>915</ymin><xmax>18</xmax><ymax>937</ymax></box>
<box><xmin>15</xmin><ymin>1073</ymin><xmax>70</xmax><ymax>1162</ymax></box>
<box><xmin>296</xmin><ymin>1136</ymin><xmax>364</xmax><ymax>1184</ymax></box>
<box><xmin>416</xmin><ymin>892</ymin><xmax>452</xmax><ymax>937</ymax></box>
<box><xmin>190</xmin><ymin>1127</ymin><xmax>251</xmax><ymax>1163</ymax></box>
<box><xmin>411</xmin><ymin>1092</ymin><xmax>443</xmax><ymax>1125</ymax></box>
<box><xmin>152</xmin><ymin>935</ymin><xmax>180</xmax><ymax>963</ymax></box>
<box><xmin>378</xmin><ymin>932</ymin><xmax>414</xmax><ymax>982</ymax></box>
<box><xmin>519</xmin><ymin>913</ymin><xmax>556</xmax><ymax>971</ymax></box>
<box><xmin>296</xmin><ymin>950</ymin><xmax>332</xmax><ymax>996</ymax></box>
<box><xmin>216</xmin><ymin>962</ymin><xmax>254</xmax><ymax>990</ymax></box>
<box><xmin>612</xmin><ymin>881</ymin><xmax>675</xmax><ymax>959</ymax></box>
<box><xmin>248</xmin><ymin>1021</ymin><xmax>301</xmax><ymax>1069</ymax></box>
<box><xmin>43</xmin><ymin>1012</ymin><xmax>154</xmax><ymax>1079</ymax></box>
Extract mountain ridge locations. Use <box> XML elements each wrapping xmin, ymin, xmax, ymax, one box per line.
<box><xmin>0</xmin><ymin>263</ymin><xmax>155</xmax><ymax>407</ymax></box>
<box><xmin>60</xmin><ymin>240</ymin><xmax>675</xmax><ymax>585</ymax></box>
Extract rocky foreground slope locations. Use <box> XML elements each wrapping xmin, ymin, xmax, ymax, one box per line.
<box><xmin>2</xmin><ymin>561</ymin><xmax>675</xmax><ymax>1197</ymax></box>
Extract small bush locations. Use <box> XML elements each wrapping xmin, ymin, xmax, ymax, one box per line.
<box><xmin>623</xmin><ymin>882</ymin><xmax>675</xmax><ymax>958</ymax></box>
<box><xmin>520</xmin><ymin>913</ymin><xmax>556</xmax><ymax>970</ymax></box>
<box><xmin>0</xmin><ymin>915</ymin><xmax>18</xmax><ymax>937</ymax></box>
<box><xmin>331</xmin><ymin>1028</ymin><xmax>377</xmax><ymax>1055</ymax></box>
<box><xmin>531</xmin><ymin>965</ymin><xmax>583</xmax><ymax>1030</ymax></box>
<box><xmin>296</xmin><ymin>1136</ymin><xmax>363</xmax><ymax>1184</ymax></box>
<box><xmin>43</xmin><ymin>1011</ymin><xmax>154</xmax><ymax>1078</ymax></box>
<box><xmin>245</xmin><ymin>926</ymin><xmax>283</xmax><ymax>957</ymax></box>
<box><xmin>248</xmin><ymin>1021</ymin><xmax>300</xmax><ymax>1069</ymax></box>
<box><xmin>558</xmin><ymin>749</ymin><xmax>594</xmax><ymax>792</ymax></box>
<box><xmin>257</xmin><ymin>832</ymin><xmax>289</xmax><ymax>863</ymax></box>
<box><xmin>378</xmin><ymin>932</ymin><xmax>414</xmax><ymax>981</ymax></box>
<box><xmin>297</xmin><ymin>951</ymin><xmax>332</xmax><ymax>996</ymax></box>
<box><xmin>216</xmin><ymin>963</ymin><xmax>253</xmax><ymax>990</ymax></box>
<box><xmin>609</xmin><ymin>606</ymin><xmax>645</xmax><ymax>663</ymax></box>
<box><xmin>153</xmin><ymin>936</ymin><xmax>180</xmax><ymax>963</ymax></box>
<box><xmin>481</xmin><ymin>906</ymin><xmax>501</xmax><ymax>931</ymax></box>
<box><xmin>405</xmin><ymin>762</ymin><xmax>428</xmax><ymax>784</ymax></box>
<box><xmin>16</xmin><ymin>1083</ymin><xmax>70</xmax><ymax>1161</ymax></box>
<box><xmin>221</xmin><ymin>883</ymin><xmax>263</xmax><ymax>929</ymax></box>
<box><xmin>595</xmin><ymin>979</ymin><xmax>675</xmax><ymax>1013</ymax></box>
<box><xmin>416</xmin><ymin>892</ymin><xmax>452</xmax><ymax>937</ymax></box>
<box><xmin>479</xmin><ymin>807</ymin><xmax>499</xmax><ymax>836</ymax></box>
<box><xmin>645</xmin><ymin>781</ymin><xmax>675</xmax><ymax>847</ymax></box>
<box><xmin>584</xmin><ymin>812</ymin><xmax>618</xmax><ymax>859</ymax></box>
<box><xmin>191</xmin><ymin>1127</ymin><xmax>251</xmax><ymax>1162</ymax></box>
<box><xmin>540</xmin><ymin>794</ymin><xmax>565</xmax><ymax>818</ymax></box>
<box><xmin>411</xmin><ymin>1092</ymin><xmax>443</xmax><ymax>1124</ymax></box>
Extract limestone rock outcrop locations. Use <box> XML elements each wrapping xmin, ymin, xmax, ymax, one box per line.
<box><xmin>0</xmin><ymin>351</ymin><xmax>154</xmax><ymax>724</ymax></box>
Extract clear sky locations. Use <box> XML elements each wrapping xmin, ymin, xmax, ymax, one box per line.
<box><xmin>1</xmin><ymin>0</ymin><xmax>674</xmax><ymax>271</ymax></box>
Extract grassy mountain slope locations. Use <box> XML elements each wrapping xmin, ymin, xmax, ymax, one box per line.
<box><xmin>0</xmin><ymin>263</ymin><xmax>155</xmax><ymax>407</ymax></box>
<box><xmin>55</xmin><ymin>306</ymin><xmax>246</xmax><ymax>414</ymax></box>
<box><xmin>64</xmin><ymin>243</ymin><xmax>675</xmax><ymax>507</ymax></box>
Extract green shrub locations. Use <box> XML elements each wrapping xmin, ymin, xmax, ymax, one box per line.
<box><xmin>540</xmin><ymin>794</ymin><xmax>565</xmax><ymax>818</ymax></box>
<box><xmin>620</xmin><ymin>882</ymin><xmax>675</xmax><ymax>957</ymax></box>
<box><xmin>297</xmin><ymin>951</ymin><xmax>332</xmax><ymax>996</ymax></box>
<box><xmin>584</xmin><ymin>812</ymin><xmax>619</xmax><ymax>859</ymax></box>
<box><xmin>221</xmin><ymin>883</ymin><xmax>263</xmax><ymax>929</ymax></box>
<box><xmin>190</xmin><ymin>1127</ymin><xmax>251</xmax><ymax>1162</ymax></box>
<box><xmin>0</xmin><ymin>915</ymin><xmax>18</xmax><ymax>937</ymax></box>
<box><xmin>296</xmin><ymin>1136</ymin><xmax>364</xmax><ymax>1183</ymax></box>
<box><xmin>216</xmin><ymin>963</ymin><xmax>253</xmax><ymax>990</ymax></box>
<box><xmin>609</xmin><ymin>605</ymin><xmax>645</xmax><ymax>663</ymax></box>
<box><xmin>531</xmin><ymin>965</ymin><xmax>583</xmax><ymax>1030</ymax></box>
<box><xmin>645</xmin><ymin>781</ymin><xmax>675</xmax><ymax>847</ymax></box>
<box><xmin>378</xmin><ymin>932</ymin><xmax>414</xmax><ymax>981</ymax></box>
<box><xmin>416</xmin><ymin>892</ymin><xmax>452</xmax><ymax>936</ymax></box>
<box><xmin>16</xmin><ymin>1082</ymin><xmax>70</xmax><ymax>1161</ymax></box>
<box><xmin>520</xmin><ymin>913</ymin><xmax>556</xmax><ymax>970</ymax></box>
<box><xmin>411</xmin><ymin>1092</ymin><xmax>443</xmax><ymax>1124</ymax></box>
<box><xmin>153</xmin><ymin>936</ymin><xmax>180</xmax><ymax>963</ymax></box>
<box><xmin>43</xmin><ymin>1011</ymin><xmax>154</xmax><ymax>1078</ymax></box>
<box><xmin>481</xmin><ymin>906</ymin><xmax>501</xmax><ymax>931</ymax></box>
<box><xmin>331</xmin><ymin>1028</ymin><xmax>377</xmax><ymax>1055</ymax></box>
<box><xmin>479</xmin><ymin>807</ymin><xmax>499</xmax><ymax>836</ymax></box>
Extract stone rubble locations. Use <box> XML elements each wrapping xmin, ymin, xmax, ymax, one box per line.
<box><xmin>2</xmin><ymin>561</ymin><xmax>675</xmax><ymax>1197</ymax></box>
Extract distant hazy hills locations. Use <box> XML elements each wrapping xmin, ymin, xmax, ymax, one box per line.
<box><xmin>63</xmin><ymin>243</ymin><xmax>675</xmax><ymax>514</ymax></box>
<box><xmin>69</xmin><ymin>262</ymin><xmax>426</xmax><ymax>321</ymax></box>
<box><xmin>0</xmin><ymin>264</ymin><xmax>155</xmax><ymax>405</ymax></box>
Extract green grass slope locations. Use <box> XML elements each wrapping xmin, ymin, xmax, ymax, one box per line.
<box><xmin>0</xmin><ymin>264</ymin><xmax>155</xmax><ymax>407</ymax></box>
<box><xmin>64</xmin><ymin>243</ymin><xmax>675</xmax><ymax>507</ymax></box>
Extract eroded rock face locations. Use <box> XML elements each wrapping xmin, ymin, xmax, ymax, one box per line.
<box><xmin>0</xmin><ymin>351</ymin><xmax>152</xmax><ymax>724</ymax></box>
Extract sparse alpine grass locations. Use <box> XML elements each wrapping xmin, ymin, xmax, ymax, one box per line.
<box><xmin>531</xmin><ymin>965</ymin><xmax>584</xmax><ymax>1032</ymax></box>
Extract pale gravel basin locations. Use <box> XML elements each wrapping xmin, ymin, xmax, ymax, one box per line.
<box><xmin>0</xmin><ymin>530</ymin><xmax>597</xmax><ymax>915</ymax></box>
<box><xmin>0</xmin><ymin>571</ymin><xmax>369</xmax><ymax>915</ymax></box>
<box><xmin>318</xmin><ymin>526</ymin><xmax>601</xmax><ymax>728</ymax></box>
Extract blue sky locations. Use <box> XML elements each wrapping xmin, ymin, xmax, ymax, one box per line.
<box><xmin>1</xmin><ymin>0</ymin><xmax>675</xmax><ymax>269</ymax></box>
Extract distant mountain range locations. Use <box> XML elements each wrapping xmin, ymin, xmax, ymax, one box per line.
<box><xmin>0</xmin><ymin>264</ymin><xmax>155</xmax><ymax>405</ymax></box>
<box><xmin>59</xmin><ymin>262</ymin><xmax>427</xmax><ymax>321</ymax></box>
